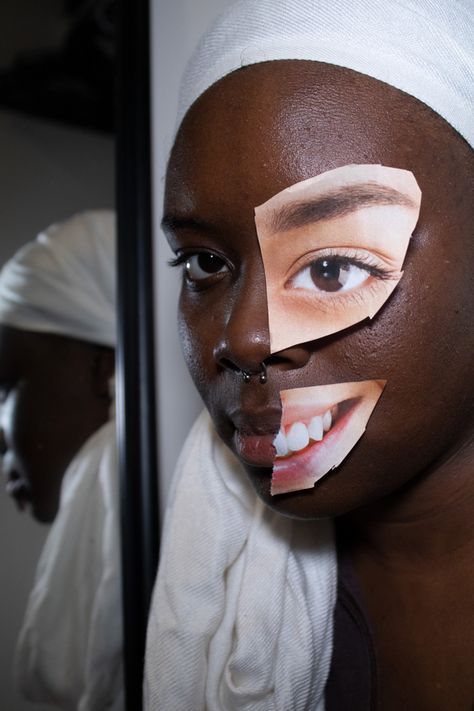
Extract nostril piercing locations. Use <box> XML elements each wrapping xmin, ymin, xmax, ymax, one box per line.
<box><xmin>241</xmin><ymin>362</ymin><xmax>267</xmax><ymax>384</ymax></box>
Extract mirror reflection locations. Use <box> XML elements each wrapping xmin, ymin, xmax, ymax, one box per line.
<box><xmin>0</xmin><ymin>2</ymin><xmax>120</xmax><ymax>710</ymax></box>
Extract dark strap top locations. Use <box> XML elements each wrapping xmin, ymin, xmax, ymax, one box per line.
<box><xmin>325</xmin><ymin>526</ymin><xmax>379</xmax><ymax>710</ymax></box>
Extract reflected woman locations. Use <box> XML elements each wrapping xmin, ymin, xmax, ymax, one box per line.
<box><xmin>0</xmin><ymin>211</ymin><xmax>123</xmax><ymax>711</ymax></box>
<box><xmin>145</xmin><ymin>1</ymin><xmax>473</xmax><ymax>710</ymax></box>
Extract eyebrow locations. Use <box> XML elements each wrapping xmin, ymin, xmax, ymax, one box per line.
<box><xmin>270</xmin><ymin>182</ymin><xmax>415</xmax><ymax>232</ymax></box>
<box><xmin>160</xmin><ymin>215</ymin><xmax>211</xmax><ymax>233</ymax></box>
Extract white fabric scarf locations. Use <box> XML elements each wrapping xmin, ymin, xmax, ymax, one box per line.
<box><xmin>144</xmin><ymin>412</ymin><xmax>337</xmax><ymax>710</ymax></box>
<box><xmin>15</xmin><ymin>421</ymin><xmax>123</xmax><ymax>711</ymax></box>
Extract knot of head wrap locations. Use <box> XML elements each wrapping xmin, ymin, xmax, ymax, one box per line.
<box><xmin>0</xmin><ymin>210</ymin><xmax>116</xmax><ymax>347</ymax></box>
<box><xmin>177</xmin><ymin>0</ymin><xmax>473</xmax><ymax>148</ymax></box>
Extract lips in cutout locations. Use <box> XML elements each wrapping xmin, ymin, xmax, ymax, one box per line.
<box><xmin>271</xmin><ymin>380</ymin><xmax>386</xmax><ymax>495</ymax></box>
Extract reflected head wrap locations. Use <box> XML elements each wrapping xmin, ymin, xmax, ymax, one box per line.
<box><xmin>177</xmin><ymin>0</ymin><xmax>473</xmax><ymax>148</ymax></box>
<box><xmin>0</xmin><ymin>210</ymin><xmax>116</xmax><ymax>347</ymax></box>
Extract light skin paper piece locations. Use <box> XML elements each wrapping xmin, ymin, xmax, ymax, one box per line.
<box><xmin>271</xmin><ymin>380</ymin><xmax>386</xmax><ymax>496</ymax></box>
<box><xmin>255</xmin><ymin>164</ymin><xmax>421</xmax><ymax>354</ymax></box>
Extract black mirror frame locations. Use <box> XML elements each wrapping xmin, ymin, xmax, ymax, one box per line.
<box><xmin>115</xmin><ymin>1</ymin><xmax>159</xmax><ymax>708</ymax></box>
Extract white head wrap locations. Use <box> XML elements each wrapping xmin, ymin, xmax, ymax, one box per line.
<box><xmin>177</xmin><ymin>0</ymin><xmax>473</xmax><ymax>148</ymax></box>
<box><xmin>0</xmin><ymin>209</ymin><xmax>116</xmax><ymax>347</ymax></box>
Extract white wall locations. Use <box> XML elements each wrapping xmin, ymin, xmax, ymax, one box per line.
<box><xmin>0</xmin><ymin>109</ymin><xmax>114</xmax><ymax>711</ymax></box>
<box><xmin>152</xmin><ymin>0</ymin><xmax>235</xmax><ymax>514</ymax></box>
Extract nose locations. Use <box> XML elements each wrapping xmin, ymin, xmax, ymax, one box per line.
<box><xmin>213</xmin><ymin>268</ymin><xmax>311</xmax><ymax>378</ymax></box>
<box><xmin>213</xmin><ymin>274</ymin><xmax>270</xmax><ymax>375</ymax></box>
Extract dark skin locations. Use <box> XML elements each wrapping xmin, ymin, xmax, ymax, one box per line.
<box><xmin>164</xmin><ymin>62</ymin><xmax>474</xmax><ymax>709</ymax></box>
<box><xmin>0</xmin><ymin>325</ymin><xmax>114</xmax><ymax>523</ymax></box>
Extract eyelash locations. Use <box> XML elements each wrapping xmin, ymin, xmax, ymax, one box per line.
<box><xmin>169</xmin><ymin>246</ymin><xmax>401</xmax><ymax>303</ymax></box>
<box><xmin>168</xmin><ymin>253</ymin><xmax>187</xmax><ymax>269</ymax></box>
<box><xmin>286</xmin><ymin>248</ymin><xmax>395</xmax><ymax>282</ymax></box>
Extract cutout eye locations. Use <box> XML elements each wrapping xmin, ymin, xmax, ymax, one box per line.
<box><xmin>291</xmin><ymin>256</ymin><xmax>372</xmax><ymax>293</ymax></box>
<box><xmin>184</xmin><ymin>253</ymin><xmax>227</xmax><ymax>282</ymax></box>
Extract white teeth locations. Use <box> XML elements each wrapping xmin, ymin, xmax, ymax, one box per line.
<box><xmin>274</xmin><ymin>407</ymin><xmax>337</xmax><ymax>458</ymax></box>
<box><xmin>308</xmin><ymin>415</ymin><xmax>323</xmax><ymax>441</ymax></box>
<box><xmin>286</xmin><ymin>422</ymin><xmax>309</xmax><ymax>452</ymax></box>
<box><xmin>322</xmin><ymin>409</ymin><xmax>332</xmax><ymax>432</ymax></box>
<box><xmin>273</xmin><ymin>430</ymin><xmax>289</xmax><ymax>457</ymax></box>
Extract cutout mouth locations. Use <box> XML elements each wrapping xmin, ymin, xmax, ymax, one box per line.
<box><xmin>274</xmin><ymin>398</ymin><xmax>356</xmax><ymax>459</ymax></box>
<box><xmin>271</xmin><ymin>380</ymin><xmax>386</xmax><ymax>496</ymax></box>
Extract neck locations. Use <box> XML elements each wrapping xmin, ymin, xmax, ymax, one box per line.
<box><xmin>344</xmin><ymin>436</ymin><xmax>474</xmax><ymax>572</ymax></box>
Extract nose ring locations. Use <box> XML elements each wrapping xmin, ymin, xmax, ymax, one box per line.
<box><xmin>241</xmin><ymin>362</ymin><xmax>267</xmax><ymax>384</ymax></box>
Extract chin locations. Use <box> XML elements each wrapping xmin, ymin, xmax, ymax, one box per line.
<box><xmin>244</xmin><ymin>462</ymin><xmax>343</xmax><ymax>520</ymax></box>
<box><xmin>244</xmin><ymin>454</ymin><xmax>395</xmax><ymax>521</ymax></box>
<box><xmin>32</xmin><ymin>498</ymin><xmax>59</xmax><ymax>525</ymax></box>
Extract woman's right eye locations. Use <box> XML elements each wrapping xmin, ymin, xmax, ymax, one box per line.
<box><xmin>177</xmin><ymin>252</ymin><xmax>228</xmax><ymax>284</ymax></box>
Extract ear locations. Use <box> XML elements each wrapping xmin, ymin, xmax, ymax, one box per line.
<box><xmin>91</xmin><ymin>346</ymin><xmax>115</xmax><ymax>399</ymax></box>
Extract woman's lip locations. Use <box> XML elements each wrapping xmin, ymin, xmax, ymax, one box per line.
<box><xmin>281</xmin><ymin>398</ymin><xmax>341</xmax><ymax>429</ymax></box>
<box><xmin>230</xmin><ymin>406</ymin><xmax>281</xmax><ymax>467</ymax></box>
<box><xmin>271</xmin><ymin>399</ymin><xmax>360</xmax><ymax>494</ymax></box>
<box><xmin>230</xmin><ymin>406</ymin><xmax>282</xmax><ymax>432</ymax></box>
<box><xmin>233</xmin><ymin>431</ymin><xmax>276</xmax><ymax>467</ymax></box>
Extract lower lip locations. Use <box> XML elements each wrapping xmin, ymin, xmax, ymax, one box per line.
<box><xmin>233</xmin><ymin>431</ymin><xmax>276</xmax><ymax>467</ymax></box>
<box><xmin>271</xmin><ymin>400</ymin><xmax>359</xmax><ymax>495</ymax></box>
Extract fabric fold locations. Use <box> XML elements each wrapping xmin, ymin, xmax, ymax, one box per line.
<box><xmin>144</xmin><ymin>412</ymin><xmax>337</xmax><ymax>710</ymax></box>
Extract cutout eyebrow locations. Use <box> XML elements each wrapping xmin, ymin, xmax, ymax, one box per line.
<box><xmin>270</xmin><ymin>182</ymin><xmax>415</xmax><ymax>233</ymax></box>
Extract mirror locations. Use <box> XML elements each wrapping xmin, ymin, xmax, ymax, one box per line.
<box><xmin>0</xmin><ymin>2</ymin><xmax>118</xmax><ymax>709</ymax></box>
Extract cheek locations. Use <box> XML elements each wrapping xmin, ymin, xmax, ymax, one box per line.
<box><xmin>267</xmin><ymin>273</ymin><xmax>473</xmax><ymax>518</ymax></box>
<box><xmin>178</xmin><ymin>301</ymin><xmax>216</xmax><ymax>397</ymax></box>
<box><xmin>7</xmin><ymin>390</ymin><xmax>52</xmax><ymax>471</ymax></box>
<box><xmin>348</xmin><ymin>271</ymin><xmax>472</xmax><ymax>463</ymax></box>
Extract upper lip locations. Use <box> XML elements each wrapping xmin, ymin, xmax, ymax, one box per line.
<box><xmin>280</xmin><ymin>396</ymin><xmax>358</xmax><ymax>429</ymax></box>
<box><xmin>229</xmin><ymin>406</ymin><xmax>282</xmax><ymax>436</ymax></box>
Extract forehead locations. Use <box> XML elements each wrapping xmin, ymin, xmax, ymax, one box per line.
<box><xmin>167</xmin><ymin>61</ymin><xmax>468</xmax><ymax>215</ymax></box>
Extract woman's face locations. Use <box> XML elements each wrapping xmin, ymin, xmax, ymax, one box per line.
<box><xmin>164</xmin><ymin>61</ymin><xmax>474</xmax><ymax>519</ymax></box>
<box><xmin>0</xmin><ymin>326</ymin><xmax>112</xmax><ymax>522</ymax></box>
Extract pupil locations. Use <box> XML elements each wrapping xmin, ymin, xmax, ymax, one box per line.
<box><xmin>198</xmin><ymin>253</ymin><xmax>222</xmax><ymax>273</ymax></box>
<box><xmin>310</xmin><ymin>259</ymin><xmax>343</xmax><ymax>292</ymax></box>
